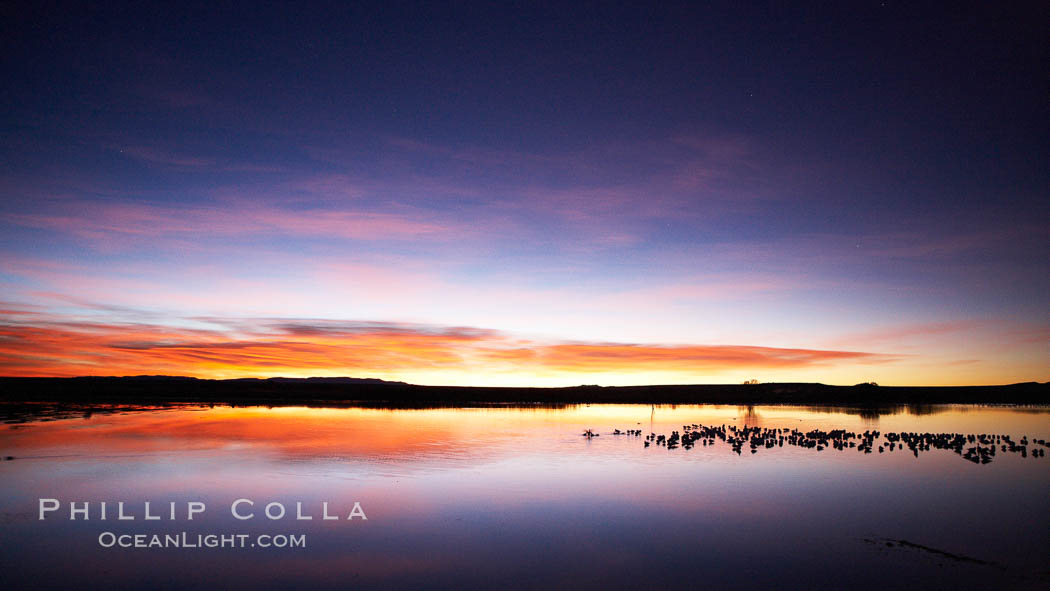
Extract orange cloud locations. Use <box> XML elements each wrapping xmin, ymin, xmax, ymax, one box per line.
<box><xmin>0</xmin><ymin>309</ymin><xmax>892</xmax><ymax>380</ymax></box>
<box><xmin>484</xmin><ymin>343</ymin><xmax>886</xmax><ymax>373</ymax></box>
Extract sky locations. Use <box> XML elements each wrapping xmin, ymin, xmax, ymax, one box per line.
<box><xmin>1</xmin><ymin>1</ymin><xmax>1046</xmax><ymax>386</ymax></box>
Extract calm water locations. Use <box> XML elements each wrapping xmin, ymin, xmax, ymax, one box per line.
<box><xmin>1</xmin><ymin>404</ymin><xmax>1048</xmax><ymax>590</ymax></box>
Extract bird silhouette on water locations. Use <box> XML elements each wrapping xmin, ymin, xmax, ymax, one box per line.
<box><xmin>600</xmin><ymin>423</ymin><xmax>1050</xmax><ymax>465</ymax></box>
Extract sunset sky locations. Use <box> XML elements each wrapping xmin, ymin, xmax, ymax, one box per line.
<box><xmin>1</xmin><ymin>2</ymin><xmax>1046</xmax><ymax>386</ymax></box>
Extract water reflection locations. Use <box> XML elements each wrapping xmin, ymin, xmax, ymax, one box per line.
<box><xmin>5</xmin><ymin>399</ymin><xmax>1050</xmax><ymax>425</ymax></box>
<box><xmin>1</xmin><ymin>404</ymin><xmax>1048</xmax><ymax>590</ymax></box>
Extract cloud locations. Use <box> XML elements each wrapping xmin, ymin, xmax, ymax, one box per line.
<box><xmin>118</xmin><ymin>146</ymin><xmax>215</xmax><ymax>168</ymax></box>
<box><xmin>0</xmin><ymin>308</ymin><xmax>893</xmax><ymax>379</ymax></box>
<box><xmin>825</xmin><ymin>321</ymin><xmax>979</xmax><ymax>348</ymax></box>
<box><xmin>2</xmin><ymin>198</ymin><xmax>457</xmax><ymax>247</ymax></box>
<box><xmin>2</xmin><ymin>131</ymin><xmax>788</xmax><ymax>260</ymax></box>
<box><xmin>494</xmin><ymin>343</ymin><xmax>889</xmax><ymax>373</ymax></box>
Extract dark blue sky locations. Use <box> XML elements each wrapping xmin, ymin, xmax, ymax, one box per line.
<box><xmin>1</xmin><ymin>1</ymin><xmax>1046</xmax><ymax>384</ymax></box>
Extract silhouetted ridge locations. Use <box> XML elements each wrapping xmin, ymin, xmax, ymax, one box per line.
<box><xmin>229</xmin><ymin>377</ymin><xmax>406</xmax><ymax>385</ymax></box>
<box><xmin>0</xmin><ymin>377</ymin><xmax>1047</xmax><ymax>406</ymax></box>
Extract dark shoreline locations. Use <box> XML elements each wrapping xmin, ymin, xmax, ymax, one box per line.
<box><xmin>1</xmin><ymin>377</ymin><xmax>1048</xmax><ymax>406</ymax></box>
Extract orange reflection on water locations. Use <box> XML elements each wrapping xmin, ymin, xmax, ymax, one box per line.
<box><xmin>4</xmin><ymin>403</ymin><xmax>1049</xmax><ymax>464</ymax></box>
<box><xmin>2</xmin><ymin>403</ymin><xmax>1049</xmax><ymax>591</ymax></box>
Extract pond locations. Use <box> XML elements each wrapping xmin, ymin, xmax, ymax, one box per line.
<box><xmin>1</xmin><ymin>403</ymin><xmax>1048</xmax><ymax>589</ymax></box>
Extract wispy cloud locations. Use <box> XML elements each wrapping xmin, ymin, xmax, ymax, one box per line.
<box><xmin>477</xmin><ymin>342</ymin><xmax>892</xmax><ymax>373</ymax></box>
<box><xmin>2</xmin><ymin>198</ymin><xmax>457</xmax><ymax>247</ymax></box>
<box><xmin>117</xmin><ymin>146</ymin><xmax>215</xmax><ymax>168</ymax></box>
<box><xmin>825</xmin><ymin>321</ymin><xmax>979</xmax><ymax>348</ymax></box>
<box><xmin>0</xmin><ymin>308</ymin><xmax>893</xmax><ymax>379</ymax></box>
<box><xmin>2</xmin><ymin>131</ymin><xmax>787</xmax><ymax>258</ymax></box>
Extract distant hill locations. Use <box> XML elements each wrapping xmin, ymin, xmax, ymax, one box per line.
<box><xmin>113</xmin><ymin>375</ymin><xmax>405</xmax><ymax>385</ymax></box>
<box><xmin>0</xmin><ymin>376</ymin><xmax>1047</xmax><ymax>407</ymax></box>
<box><xmin>235</xmin><ymin>376</ymin><xmax>407</xmax><ymax>385</ymax></box>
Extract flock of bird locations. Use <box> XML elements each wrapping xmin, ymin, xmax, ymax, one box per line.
<box><xmin>584</xmin><ymin>423</ymin><xmax>1050</xmax><ymax>464</ymax></box>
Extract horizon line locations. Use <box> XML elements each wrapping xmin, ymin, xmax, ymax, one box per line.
<box><xmin>1</xmin><ymin>374</ymin><xmax>1046</xmax><ymax>389</ymax></box>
